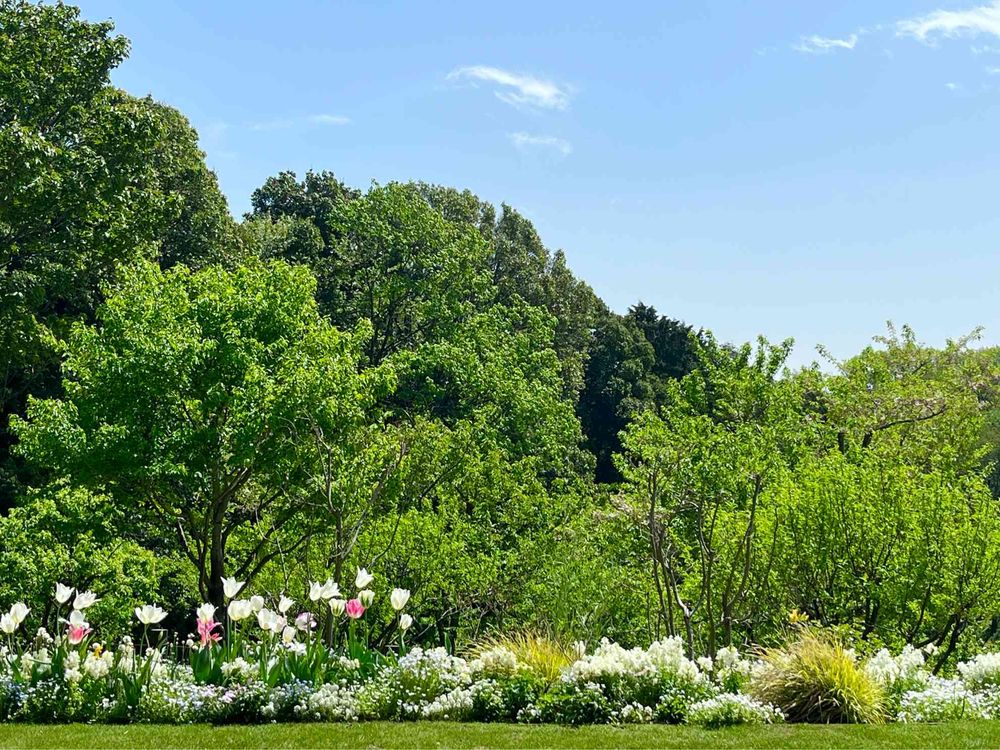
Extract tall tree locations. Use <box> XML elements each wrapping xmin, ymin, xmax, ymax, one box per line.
<box><xmin>578</xmin><ymin>313</ymin><xmax>657</xmax><ymax>482</ymax></box>
<box><xmin>12</xmin><ymin>261</ymin><xmax>382</xmax><ymax>608</ymax></box>
<box><xmin>0</xmin><ymin>0</ymin><xmax>236</xmax><ymax>506</ymax></box>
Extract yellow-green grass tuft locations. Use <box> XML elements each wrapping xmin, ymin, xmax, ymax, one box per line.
<box><xmin>467</xmin><ymin>630</ymin><xmax>577</xmax><ymax>685</ymax></box>
<box><xmin>751</xmin><ymin>629</ymin><xmax>886</xmax><ymax>724</ymax></box>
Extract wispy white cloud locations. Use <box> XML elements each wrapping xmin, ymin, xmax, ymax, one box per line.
<box><xmin>308</xmin><ymin>114</ymin><xmax>351</xmax><ymax>125</ymax></box>
<box><xmin>250</xmin><ymin>114</ymin><xmax>350</xmax><ymax>131</ymax></box>
<box><xmin>793</xmin><ymin>34</ymin><xmax>859</xmax><ymax>54</ymax></box>
<box><xmin>897</xmin><ymin>1</ymin><xmax>1000</xmax><ymax>43</ymax></box>
<box><xmin>945</xmin><ymin>81</ymin><xmax>960</xmax><ymax>90</ymax></box>
<box><xmin>448</xmin><ymin>65</ymin><xmax>571</xmax><ymax>110</ymax></box>
<box><xmin>972</xmin><ymin>43</ymin><xmax>1000</xmax><ymax>52</ymax></box>
<box><xmin>987</xmin><ymin>64</ymin><xmax>1000</xmax><ymax>73</ymax></box>
<box><xmin>508</xmin><ymin>132</ymin><xmax>572</xmax><ymax>156</ymax></box>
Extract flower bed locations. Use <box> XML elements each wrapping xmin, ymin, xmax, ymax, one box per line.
<box><xmin>1</xmin><ymin>581</ymin><xmax>997</xmax><ymax>726</ymax></box>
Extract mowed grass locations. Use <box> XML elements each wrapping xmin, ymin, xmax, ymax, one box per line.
<box><xmin>3</xmin><ymin>722</ymin><xmax>1000</xmax><ymax>750</ymax></box>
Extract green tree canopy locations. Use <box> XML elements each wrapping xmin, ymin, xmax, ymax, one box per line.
<box><xmin>13</xmin><ymin>260</ymin><xmax>385</xmax><ymax>608</ymax></box>
<box><xmin>0</xmin><ymin>0</ymin><xmax>237</xmax><ymax>504</ymax></box>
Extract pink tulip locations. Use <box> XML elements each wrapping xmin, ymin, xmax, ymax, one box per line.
<box><xmin>345</xmin><ymin>598</ymin><xmax>365</xmax><ymax>619</ymax></box>
<box><xmin>67</xmin><ymin>623</ymin><xmax>91</xmax><ymax>645</ymax></box>
<box><xmin>197</xmin><ymin>617</ymin><xmax>221</xmax><ymax>646</ymax></box>
<box><xmin>295</xmin><ymin>612</ymin><xmax>316</xmax><ymax>631</ymax></box>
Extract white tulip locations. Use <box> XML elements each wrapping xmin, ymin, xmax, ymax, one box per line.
<box><xmin>281</xmin><ymin>625</ymin><xmax>297</xmax><ymax>645</ymax></box>
<box><xmin>68</xmin><ymin>609</ymin><xmax>88</xmax><ymax>627</ymax></box>
<box><xmin>399</xmin><ymin>613</ymin><xmax>413</xmax><ymax>631</ymax></box>
<box><xmin>359</xmin><ymin>589</ymin><xmax>375</xmax><ymax>607</ymax></box>
<box><xmin>55</xmin><ymin>583</ymin><xmax>74</xmax><ymax>605</ymax></box>
<box><xmin>309</xmin><ymin>578</ymin><xmax>340</xmax><ymax>600</ymax></box>
<box><xmin>8</xmin><ymin>602</ymin><xmax>29</xmax><ymax>626</ymax></box>
<box><xmin>134</xmin><ymin>604</ymin><xmax>167</xmax><ymax>625</ymax></box>
<box><xmin>196</xmin><ymin>603</ymin><xmax>216</xmax><ymax>623</ymax></box>
<box><xmin>0</xmin><ymin>614</ymin><xmax>17</xmax><ymax>635</ymax></box>
<box><xmin>221</xmin><ymin>577</ymin><xmax>244</xmax><ymax>599</ymax></box>
<box><xmin>355</xmin><ymin>568</ymin><xmax>374</xmax><ymax>589</ymax></box>
<box><xmin>278</xmin><ymin>595</ymin><xmax>294</xmax><ymax>614</ymax></box>
<box><xmin>227</xmin><ymin>599</ymin><xmax>253</xmax><ymax>621</ymax></box>
<box><xmin>328</xmin><ymin>598</ymin><xmax>346</xmax><ymax>617</ymax></box>
<box><xmin>73</xmin><ymin>591</ymin><xmax>99</xmax><ymax>610</ymax></box>
<box><xmin>390</xmin><ymin>588</ymin><xmax>410</xmax><ymax>611</ymax></box>
<box><xmin>256</xmin><ymin>607</ymin><xmax>278</xmax><ymax>631</ymax></box>
<box><xmin>321</xmin><ymin>579</ymin><xmax>339</xmax><ymax>600</ymax></box>
<box><xmin>250</xmin><ymin>595</ymin><xmax>265</xmax><ymax>613</ymax></box>
<box><xmin>308</xmin><ymin>581</ymin><xmax>323</xmax><ymax>601</ymax></box>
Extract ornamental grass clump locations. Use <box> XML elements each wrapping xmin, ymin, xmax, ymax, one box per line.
<box><xmin>751</xmin><ymin>629</ymin><xmax>886</xmax><ymax>724</ymax></box>
<box><xmin>467</xmin><ymin>632</ymin><xmax>576</xmax><ymax>685</ymax></box>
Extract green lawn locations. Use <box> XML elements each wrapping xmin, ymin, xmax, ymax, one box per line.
<box><xmin>2</xmin><ymin>722</ymin><xmax>1000</xmax><ymax>750</ymax></box>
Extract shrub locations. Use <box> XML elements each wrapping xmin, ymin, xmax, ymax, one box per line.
<box><xmin>561</xmin><ymin>637</ymin><xmax>712</xmax><ymax>723</ymax></box>
<box><xmin>750</xmin><ymin>630</ymin><xmax>886</xmax><ymax>724</ymax></box>
<box><xmin>470</xmin><ymin>675</ymin><xmax>545</xmax><ymax>722</ymax></box>
<box><xmin>686</xmin><ymin>693</ymin><xmax>784</xmax><ymax>728</ymax></box>
<box><xmin>533</xmin><ymin>682</ymin><xmax>612</xmax><ymax>725</ymax></box>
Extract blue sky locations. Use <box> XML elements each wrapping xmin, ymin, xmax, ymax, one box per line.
<box><xmin>80</xmin><ymin>0</ymin><xmax>1000</xmax><ymax>366</ymax></box>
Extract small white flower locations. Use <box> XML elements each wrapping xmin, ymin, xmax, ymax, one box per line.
<box><xmin>282</xmin><ymin>625</ymin><xmax>297</xmax><ymax>645</ymax></box>
<box><xmin>390</xmin><ymin>588</ymin><xmax>410</xmax><ymax>611</ymax></box>
<box><xmin>249</xmin><ymin>595</ymin><xmax>265</xmax><ymax>613</ymax></box>
<box><xmin>278</xmin><ymin>595</ymin><xmax>294</xmax><ymax>614</ymax></box>
<box><xmin>134</xmin><ymin>604</ymin><xmax>167</xmax><ymax>625</ymax></box>
<box><xmin>399</xmin><ymin>613</ymin><xmax>413</xmax><ymax>631</ymax></box>
<box><xmin>355</xmin><ymin>568</ymin><xmax>374</xmax><ymax>589</ymax></box>
<box><xmin>0</xmin><ymin>614</ymin><xmax>16</xmax><ymax>635</ymax></box>
<box><xmin>68</xmin><ymin>609</ymin><xmax>88</xmax><ymax>627</ymax></box>
<box><xmin>329</xmin><ymin>598</ymin><xmax>346</xmax><ymax>617</ymax></box>
<box><xmin>359</xmin><ymin>589</ymin><xmax>375</xmax><ymax>607</ymax></box>
<box><xmin>221</xmin><ymin>577</ymin><xmax>245</xmax><ymax>599</ymax></box>
<box><xmin>73</xmin><ymin>591</ymin><xmax>99</xmax><ymax>610</ymax></box>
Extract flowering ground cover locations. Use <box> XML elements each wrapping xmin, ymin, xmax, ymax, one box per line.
<box><xmin>4</xmin><ymin>722</ymin><xmax>1000</xmax><ymax>750</ymax></box>
<box><xmin>5</xmin><ymin>580</ymin><xmax>1000</xmax><ymax>736</ymax></box>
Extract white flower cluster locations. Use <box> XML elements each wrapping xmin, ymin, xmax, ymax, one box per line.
<box><xmin>864</xmin><ymin>645</ymin><xmax>929</xmax><ymax>694</ymax></box>
<box><xmin>469</xmin><ymin>646</ymin><xmax>522</xmax><ymax>677</ymax></box>
<box><xmin>686</xmin><ymin>693</ymin><xmax>784</xmax><ymax>728</ymax></box>
<box><xmin>413</xmin><ymin>685</ymin><xmax>474</xmax><ymax>720</ymax></box>
<box><xmin>958</xmin><ymin>651</ymin><xmax>1000</xmax><ymax>690</ymax></box>
<box><xmin>611</xmin><ymin>702</ymin><xmax>654</xmax><ymax>724</ymax></box>
<box><xmin>897</xmin><ymin>676</ymin><xmax>990</xmax><ymax>723</ymax></box>
<box><xmin>296</xmin><ymin>681</ymin><xmax>360</xmax><ymax>721</ymax></box>
<box><xmin>711</xmin><ymin>645</ymin><xmax>753</xmax><ymax>686</ymax></box>
<box><xmin>364</xmin><ymin>646</ymin><xmax>474</xmax><ymax>720</ymax></box>
<box><xmin>220</xmin><ymin>657</ymin><xmax>257</xmax><ymax>683</ymax></box>
<box><xmin>564</xmin><ymin>637</ymin><xmax>703</xmax><ymax>686</ymax></box>
<box><xmin>63</xmin><ymin>651</ymin><xmax>83</xmax><ymax>684</ymax></box>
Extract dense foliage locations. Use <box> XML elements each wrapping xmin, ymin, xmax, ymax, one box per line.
<box><xmin>3</xmin><ymin>0</ymin><xmax>1000</xmax><ymax>697</ymax></box>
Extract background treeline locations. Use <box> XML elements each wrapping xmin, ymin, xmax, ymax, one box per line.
<box><xmin>3</xmin><ymin>1</ymin><xmax>1000</xmax><ymax>666</ymax></box>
